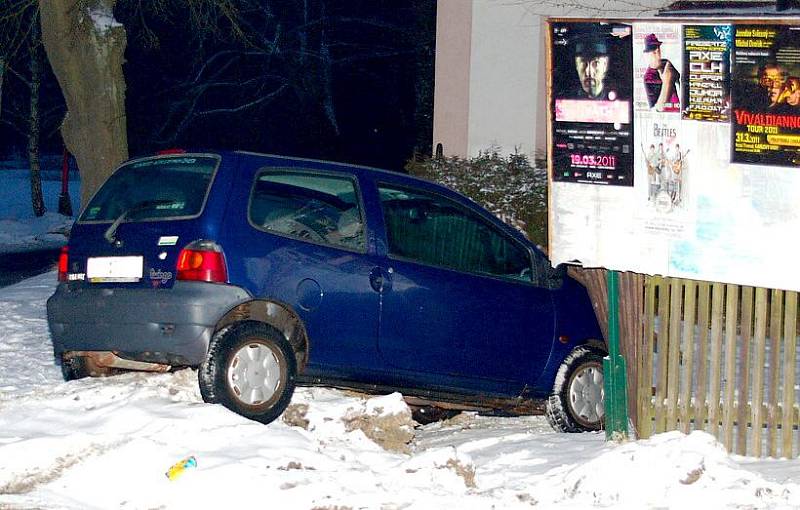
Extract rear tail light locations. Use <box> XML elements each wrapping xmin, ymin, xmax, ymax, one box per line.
<box><xmin>176</xmin><ymin>240</ymin><xmax>228</xmax><ymax>283</ymax></box>
<box><xmin>57</xmin><ymin>245</ymin><xmax>69</xmax><ymax>282</ymax></box>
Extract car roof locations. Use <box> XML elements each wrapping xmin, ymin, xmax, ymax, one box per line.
<box><xmin>232</xmin><ymin>150</ymin><xmax>434</xmax><ymax>187</ymax></box>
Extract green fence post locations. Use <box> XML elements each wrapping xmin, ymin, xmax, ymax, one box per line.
<box><xmin>604</xmin><ymin>270</ymin><xmax>629</xmax><ymax>440</ymax></box>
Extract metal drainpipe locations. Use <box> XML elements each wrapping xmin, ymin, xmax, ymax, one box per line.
<box><xmin>604</xmin><ymin>270</ymin><xmax>630</xmax><ymax>440</ymax></box>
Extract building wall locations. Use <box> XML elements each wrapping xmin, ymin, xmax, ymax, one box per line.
<box><xmin>432</xmin><ymin>0</ymin><xmax>472</xmax><ymax>158</ymax></box>
<box><xmin>468</xmin><ymin>2</ymin><xmax>545</xmax><ymax>160</ymax></box>
<box><xmin>434</xmin><ymin>0</ymin><xmax>667</xmax><ymax>160</ymax></box>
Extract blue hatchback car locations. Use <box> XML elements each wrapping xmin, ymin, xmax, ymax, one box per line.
<box><xmin>47</xmin><ymin>151</ymin><xmax>605</xmax><ymax>432</ymax></box>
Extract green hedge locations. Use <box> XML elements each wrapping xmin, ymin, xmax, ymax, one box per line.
<box><xmin>406</xmin><ymin>149</ymin><xmax>548</xmax><ymax>248</ymax></box>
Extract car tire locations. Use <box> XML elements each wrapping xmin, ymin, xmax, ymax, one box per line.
<box><xmin>199</xmin><ymin>322</ymin><xmax>297</xmax><ymax>424</ymax></box>
<box><xmin>546</xmin><ymin>345</ymin><xmax>606</xmax><ymax>433</ymax></box>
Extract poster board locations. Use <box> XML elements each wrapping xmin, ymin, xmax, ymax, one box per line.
<box><xmin>548</xmin><ymin>18</ymin><xmax>800</xmax><ymax>292</ymax></box>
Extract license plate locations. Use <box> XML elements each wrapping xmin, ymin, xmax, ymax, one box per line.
<box><xmin>86</xmin><ymin>256</ymin><xmax>144</xmax><ymax>282</ymax></box>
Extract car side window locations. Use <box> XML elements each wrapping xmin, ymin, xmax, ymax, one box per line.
<box><xmin>378</xmin><ymin>185</ymin><xmax>532</xmax><ymax>282</ymax></box>
<box><xmin>249</xmin><ymin>170</ymin><xmax>365</xmax><ymax>251</ymax></box>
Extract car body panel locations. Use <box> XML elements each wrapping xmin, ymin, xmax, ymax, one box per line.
<box><xmin>47</xmin><ymin>150</ymin><xmax>604</xmax><ymax>408</ymax></box>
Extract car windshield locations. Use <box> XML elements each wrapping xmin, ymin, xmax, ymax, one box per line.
<box><xmin>79</xmin><ymin>155</ymin><xmax>219</xmax><ymax>222</ymax></box>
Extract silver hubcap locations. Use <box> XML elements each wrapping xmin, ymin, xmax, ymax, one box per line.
<box><xmin>227</xmin><ymin>342</ymin><xmax>282</xmax><ymax>406</ymax></box>
<box><xmin>568</xmin><ymin>362</ymin><xmax>604</xmax><ymax>427</ymax></box>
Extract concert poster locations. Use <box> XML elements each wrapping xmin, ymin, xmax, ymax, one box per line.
<box><xmin>683</xmin><ymin>25</ymin><xmax>732</xmax><ymax>122</ymax></box>
<box><xmin>551</xmin><ymin>21</ymin><xmax>634</xmax><ymax>186</ymax></box>
<box><xmin>732</xmin><ymin>25</ymin><xmax>800</xmax><ymax>166</ymax></box>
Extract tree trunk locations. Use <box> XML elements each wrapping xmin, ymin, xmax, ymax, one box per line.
<box><xmin>39</xmin><ymin>0</ymin><xmax>128</xmax><ymax>208</ymax></box>
<box><xmin>318</xmin><ymin>7</ymin><xmax>338</xmax><ymax>135</ymax></box>
<box><xmin>0</xmin><ymin>57</ymin><xmax>6</xmax><ymax>120</ymax></box>
<box><xmin>412</xmin><ymin>0</ymin><xmax>435</xmax><ymax>158</ymax></box>
<box><xmin>28</xmin><ymin>22</ymin><xmax>46</xmax><ymax>218</ymax></box>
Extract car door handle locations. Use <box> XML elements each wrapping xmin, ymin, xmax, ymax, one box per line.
<box><xmin>369</xmin><ymin>267</ymin><xmax>392</xmax><ymax>293</ymax></box>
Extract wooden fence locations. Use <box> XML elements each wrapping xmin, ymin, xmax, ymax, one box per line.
<box><xmin>572</xmin><ymin>269</ymin><xmax>800</xmax><ymax>458</ymax></box>
<box><xmin>637</xmin><ymin>277</ymin><xmax>800</xmax><ymax>458</ymax></box>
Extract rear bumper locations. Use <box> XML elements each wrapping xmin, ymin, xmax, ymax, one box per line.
<box><xmin>47</xmin><ymin>281</ymin><xmax>251</xmax><ymax>366</ymax></box>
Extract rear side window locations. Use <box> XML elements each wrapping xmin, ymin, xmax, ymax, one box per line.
<box><xmin>379</xmin><ymin>185</ymin><xmax>532</xmax><ymax>281</ymax></box>
<box><xmin>249</xmin><ymin>170</ymin><xmax>365</xmax><ymax>251</ymax></box>
<box><xmin>80</xmin><ymin>156</ymin><xmax>219</xmax><ymax>222</ymax></box>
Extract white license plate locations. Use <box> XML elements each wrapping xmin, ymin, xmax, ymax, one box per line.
<box><xmin>86</xmin><ymin>256</ymin><xmax>144</xmax><ymax>282</ymax></box>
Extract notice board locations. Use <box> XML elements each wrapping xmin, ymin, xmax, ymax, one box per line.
<box><xmin>548</xmin><ymin>19</ymin><xmax>800</xmax><ymax>292</ymax></box>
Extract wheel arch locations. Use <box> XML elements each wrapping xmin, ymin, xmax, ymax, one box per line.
<box><xmin>584</xmin><ymin>338</ymin><xmax>608</xmax><ymax>354</ymax></box>
<box><xmin>214</xmin><ymin>299</ymin><xmax>309</xmax><ymax>372</ymax></box>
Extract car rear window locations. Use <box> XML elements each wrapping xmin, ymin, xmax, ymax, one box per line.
<box><xmin>79</xmin><ymin>155</ymin><xmax>219</xmax><ymax>222</ymax></box>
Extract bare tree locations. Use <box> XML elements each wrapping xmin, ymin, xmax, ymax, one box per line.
<box><xmin>37</xmin><ymin>0</ymin><xmax>246</xmax><ymax>205</ymax></box>
<box><xmin>27</xmin><ymin>14</ymin><xmax>45</xmax><ymax>216</ymax></box>
<box><xmin>1</xmin><ymin>0</ymin><xmax>48</xmax><ymax>216</ymax></box>
<box><xmin>39</xmin><ymin>0</ymin><xmax>128</xmax><ymax>208</ymax></box>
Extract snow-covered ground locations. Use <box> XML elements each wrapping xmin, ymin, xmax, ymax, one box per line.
<box><xmin>1</xmin><ymin>274</ymin><xmax>800</xmax><ymax>509</ymax></box>
<box><xmin>0</xmin><ymin>161</ymin><xmax>79</xmax><ymax>254</ymax></box>
<box><xmin>3</xmin><ymin>159</ymin><xmax>800</xmax><ymax>509</ymax></box>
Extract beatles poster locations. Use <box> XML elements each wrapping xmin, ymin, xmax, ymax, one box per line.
<box><xmin>683</xmin><ymin>25</ymin><xmax>732</xmax><ymax>122</ymax></box>
<box><xmin>551</xmin><ymin>22</ymin><xmax>634</xmax><ymax>186</ymax></box>
<box><xmin>732</xmin><ymin>25</ymin><xmax>800</xmax><ymax>166</ymax></box>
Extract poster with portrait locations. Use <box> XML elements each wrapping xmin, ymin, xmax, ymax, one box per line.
<box><xmin>682</xmin><ymin>25</ymin><xmax>732</xmax><ymax>122</ymax></box>
<box><xmin>633</xmin><ymin>23</ymin><xmax>683</xmax><ymax>114</ymax></box>
<box><xmin>732</xmin><ymin>25</ymin><xmax>800</xmax><ymax>166</ymax></box>
<box><xmin>551</xmin><ymin>21</ymin><xmax>634</xmax><ymax>186</ymax></box>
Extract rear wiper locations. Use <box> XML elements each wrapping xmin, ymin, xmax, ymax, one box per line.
<box><xmin>104</xmin><ymin>199</ymin><xmax>177</xmax><ymax>245</ymax></box>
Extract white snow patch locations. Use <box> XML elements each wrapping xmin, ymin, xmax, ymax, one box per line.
<box><xmin>0</xmin><ymin>167</ymin><xmax>78</xmax><ymax>253</ymax></box>
<box><xmin>88</xmin><ymin>4</ymin><xmax>123</xmax><ymax>34</ymax></box>
<box><xmin>2</xmin><ymin>266</ymin><xmax>800</xmax><ymax>508</ymax></box>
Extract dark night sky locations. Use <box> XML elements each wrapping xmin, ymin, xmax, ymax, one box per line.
<box><xmin>0</xmin><ymin>1</ymin><xmax>435</xmax><ymax>172</ymax></box>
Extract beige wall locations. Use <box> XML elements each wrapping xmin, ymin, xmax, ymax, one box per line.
<box><xmin>434</xmin><ymin>0</ymin><xmax>668</xmax><ymax>161</ymax></box>
<box><xmin>432</xmin><ymin>0</ymin><xmax>472</xmax><ymax>158</ymax></box>
<box><xmin>468</xmin><ymin>1</ymin><xmax>544</xmax><ymax>159</ymax></box>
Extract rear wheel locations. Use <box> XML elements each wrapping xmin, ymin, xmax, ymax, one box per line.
<box><xmin>546</xmin><ymin>346</ymin><xmax>605</xmax><ymax>433</ymax></box>
<box><xmin>199</xmin><ymin>322</ymin><xmax>296</xmax><ymax>424</ymax></box>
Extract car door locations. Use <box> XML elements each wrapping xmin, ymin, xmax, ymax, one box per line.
<box><xmin>224</xmin><ymin>166</ymin><xmax>383</xmax><ymax>373</ymax></box>
<box><xmin>375</xmin><ymin>183</ymin><xmax>556</xmax><ymax>386</ymax></box>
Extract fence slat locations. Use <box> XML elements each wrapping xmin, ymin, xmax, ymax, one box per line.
<box><xmin>640</xmin><ymin>277</ymin><xmax>657</xmax><ymax>439</ymax></box>
<box><xmin>641</xmin><ymin>277</ymin><xmax>800</xmax><ymax>458</ymax></box>
<box><xmin>708</xmin><ymin>283</ymin><xmax>725</xmax><ymax>437</ymax></box>
<box><xmin>768</xmin><ymin>290</ymin><xmax>784</xmax><ymax>457</ymax></box>
<box><xmin>752</xmin><ymin>288</ymin><xmax>768</xmax><ymax>457</ymax></box>
<box><xmin>680</xmin><ymin>280</ymin><xmax>697</xmax><ymax>433</ymax></box>
<box><xmin>666</xmin><ymin>279</ymin><xmax>683</xmax><ymax>430</ymax></box>
<box><xmin>783</xmin><ymin>291</ymin><xmax>797</xmax><ymax>458</ymax></box>
<box><xmin>655</xmin><ymin>278</ymin><xmax>670</xmax><ymax>433</ymax></box>
<box><xmin>722</xmin><ymin>284</ymin><xmax>739</xmax><ymax>451</ymax></box>
<box><xmin>695</xmin><ymin>282</ymin><xmax>711</xmax><ymax>432</ymax></box>
<box><xmin>737</xmin><ymin>286</ymin><xmax>754</xmax><ymax>456</ymax></box>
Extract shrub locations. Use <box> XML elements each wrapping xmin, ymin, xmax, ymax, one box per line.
<box><xmin>405</xmin><ymin>148</ymin><xmax>548</xmax><ymax>248</ymax></box>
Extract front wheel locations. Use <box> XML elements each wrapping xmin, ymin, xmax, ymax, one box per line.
<box><xmin>546</xmin><ymin>345</ymin><xmax>605</xmax><ymax>433</ymax></box>
<box><xmin>199</xmin><ymin>322</ymin><xmax>297</xmax><ymax>424</ymax></box>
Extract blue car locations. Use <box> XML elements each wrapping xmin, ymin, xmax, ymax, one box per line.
<box><xmin>47</xmin><ymin>151</ymin><xmax>605</xmax><ymax>432</ymax></box>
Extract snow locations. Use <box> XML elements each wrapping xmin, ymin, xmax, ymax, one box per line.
<box><xmin>0</xmin><ymin>164</ymin><xmax>78</xmax><ymax>254</ymax></box>
<box><xmin>3</xmin><ymin>161</ymin><xmax>800</xmax><ymax>508</ymax></box>
<box><xmin>87</xmin><ymin>5</ymin><xmax>123</xmax><ymax>35</ymax></box>
<box><xmin>1</xmin><ymin>277</ymin><xmax>800</xmax><ymax>508</ymax></box>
